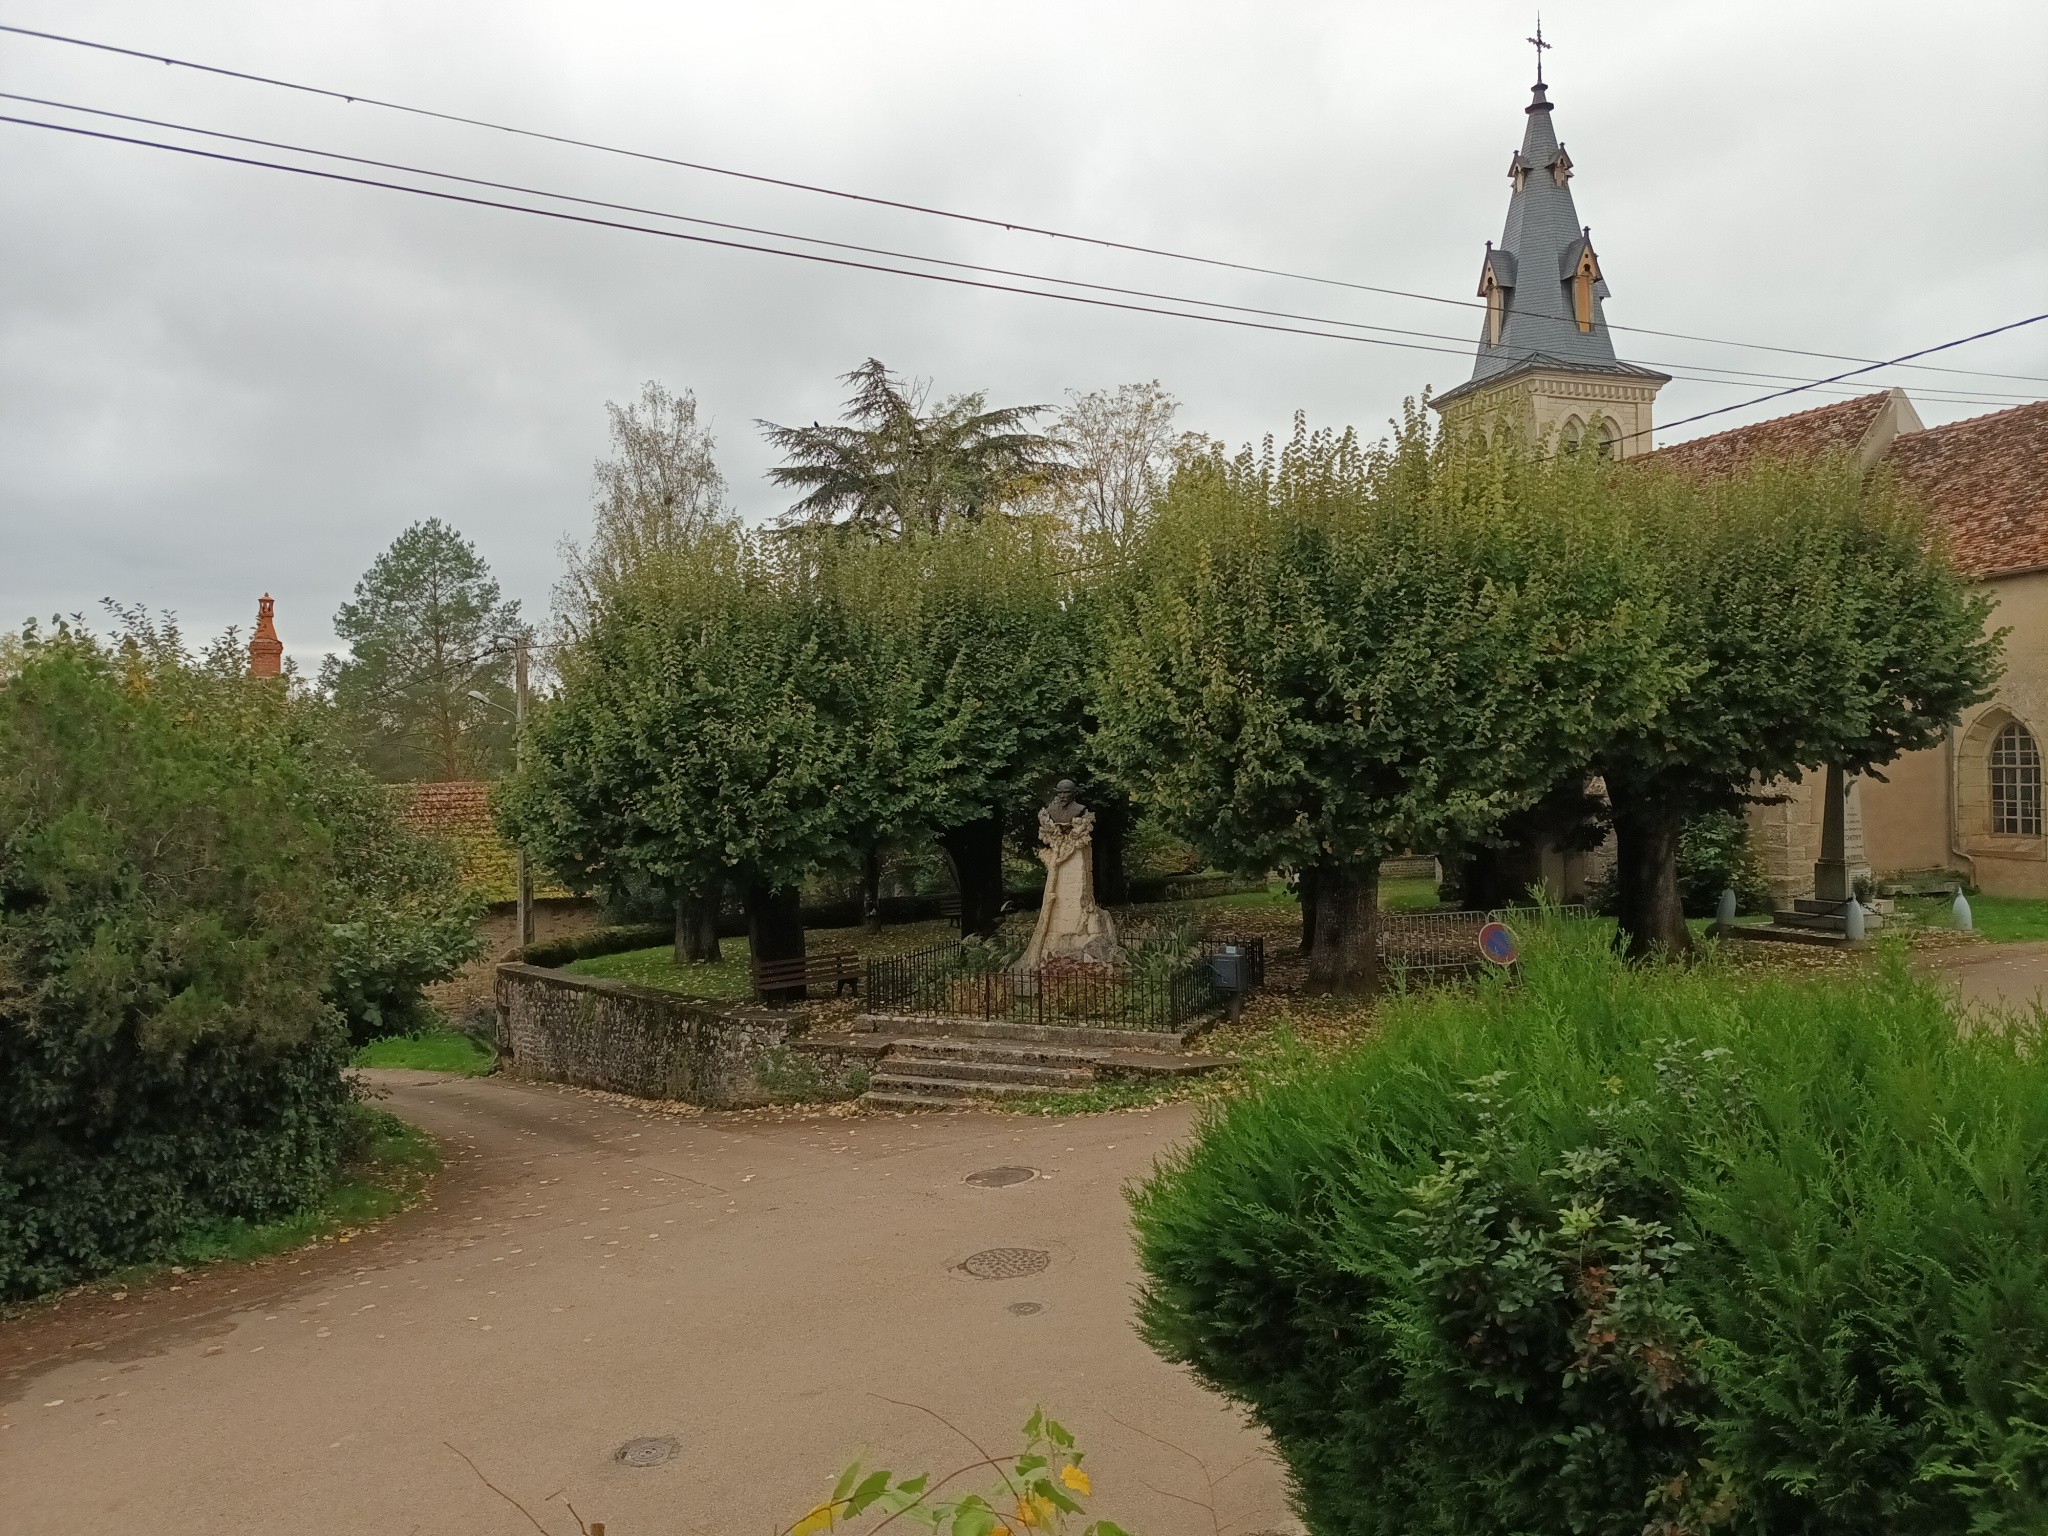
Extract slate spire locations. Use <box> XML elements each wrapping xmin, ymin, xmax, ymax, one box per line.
<box><xmin>1458</xmin><ymin>76</ymin><xmax>1628</xmax><ymax>385</ymax></box>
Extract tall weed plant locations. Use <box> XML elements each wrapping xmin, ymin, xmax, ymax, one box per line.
<box><xmin>1131</xmin><ymin>922</ymin><xmax>2048</xmax><ymax>1534</ymax></box>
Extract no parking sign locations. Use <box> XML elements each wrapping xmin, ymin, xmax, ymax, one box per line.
<box><xmin>1476</xmin><ymin>921</ymin><xmax>1519</xmax><ymax>967</ymax></box>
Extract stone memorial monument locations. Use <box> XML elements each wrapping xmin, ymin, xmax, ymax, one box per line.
<box><xmin>1019</xmin><ymin>780</ymin><xmax>1119</xmax><ymax>968</ymax></box>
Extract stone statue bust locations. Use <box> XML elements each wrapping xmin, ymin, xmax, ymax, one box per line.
<box><xmin>1020</xmin><ymin>777</ymin><xmax>1118</xmax><ymax>968</ymax></box>
<box><xmin>1045</xmin><ymin>778</ymin><xmax>1085</xmax><ymax>828</ymax></box>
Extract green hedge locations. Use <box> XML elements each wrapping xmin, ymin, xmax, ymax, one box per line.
<box><xmin>0</xmin><ymin>624</ymin><xmax>408</xmax><ymax>1297</ymax></box>
<box><xmin>1132</xmin><ymin>924</ymin><xmax>2048</xmax><ymax>1534</ymax></box>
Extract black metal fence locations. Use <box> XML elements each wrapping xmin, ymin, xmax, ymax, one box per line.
<box><xmin>1378</xmin><ymin>903</ymin><xmax>1590</xmax><ymax>978</ymax></box>
<box><xmin>865</xmin><ymin>937</ymin><xmax>1265</xmax><ymax>1033</ymax></box>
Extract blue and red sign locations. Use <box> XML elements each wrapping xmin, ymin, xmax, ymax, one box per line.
<box><xmin>1477</xmin><ymin>921</ymin><xmax>1519</xmax><ymax>967</ymax></box>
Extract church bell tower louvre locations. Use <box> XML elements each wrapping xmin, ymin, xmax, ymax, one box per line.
<box><xmin>1430</xmin><ymin>43</ymin><xmax>1669</xmax><ymax>459</ymax></box>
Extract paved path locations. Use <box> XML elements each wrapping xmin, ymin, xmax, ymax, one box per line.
<box><xmin>1917</xmin><ymin>939</ymin><xmax>2048</xmax><ymax>1015</ymax></box>
<box><xmin>2</xmin><ymin>1073</ymin><xmax>1294</xmax><ymax>1536</ymax></box>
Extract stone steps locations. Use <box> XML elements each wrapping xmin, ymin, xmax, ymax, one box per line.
<box><xmin>855</xmin><ymin>1013</ymin><xmax>1196</xmax><ymax>1053</ymax></box>
<box><xmin>857</xmin><ymin>1029</ymin><xmax>1234</xmax><ymax>1111</ymax></box>
<box><xmin>1720</xmin><ymin>923</ymin><xmax>1850</xmax><ymax>948</ymax></box>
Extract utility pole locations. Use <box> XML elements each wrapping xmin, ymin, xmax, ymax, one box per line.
<box><xmin>514</xmin><ymin>634</ymin><xmax>533</xmax><ymax>950</ymax></box>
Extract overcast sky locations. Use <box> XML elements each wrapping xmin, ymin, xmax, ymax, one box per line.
<box><xmin>2</xmin><ymin>1</ymin><xmax>2044</xmax><ymax>663</ymax></box>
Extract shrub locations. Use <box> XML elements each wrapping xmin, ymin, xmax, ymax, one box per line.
<box><xmin>1131</xmin><ymin>922</ymin><xmax>2048</xmax><ymax>1534</ymax></box>
<box><xmin>0</xmin><ymin>628</ymin><xmax>359</xmax><ymax>1296</ymax></box>
<box><xmin>0</xmin><ymin>616</ymin><xmax>475</xmax><ymax>1295</ymax></box>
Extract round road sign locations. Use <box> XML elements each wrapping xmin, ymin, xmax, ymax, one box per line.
<box><xmin>1477</xmin><ymin>921</ymin><xmax>1519</xmax><ymax>966</ymax></box>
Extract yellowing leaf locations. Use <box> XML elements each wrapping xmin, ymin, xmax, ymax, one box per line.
<box><xmin>791</xmin><ymin>1502</ymin><xmax>836</xmax><ymax>1536</ymax></box>
<box><xmin>1060</xmin><ymin>1465</ymin><xmax>1091</xmax><ymax>1495</ymax></box>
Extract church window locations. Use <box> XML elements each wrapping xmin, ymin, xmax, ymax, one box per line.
<box><xmin>1559</xmin><ymin>415</ymin><xmax>1585</xmax><ymax>454</ymax></box>
<box><xmin>1485</xmin><ymin>276</ymin><xmax>1505</xmax><ymax>346</ymax></box>
<box><xmin>1990</xmin><ymin>721</ymin><xmax>2042</xmax><ymax>835</ymax></box>
<box><xmin>1586</xmin><ymin>417</ymin><xmax>1616</xmax><ymax>459</ymax></box>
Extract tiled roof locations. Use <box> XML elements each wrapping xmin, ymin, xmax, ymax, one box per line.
<box><xmin>389</xmin><ymin>780</ymin><xmax>570</xmax><ymax>903</ymax></box>
<box><xmin>1885</xmin><ymin>401</ymin><xmax>2048</xmax><ymax>580</ymax></box>
<box><xmin>1650</xmin><ymin>393</ymin><xmax>1894</xmax><ymax>477</ymax></box>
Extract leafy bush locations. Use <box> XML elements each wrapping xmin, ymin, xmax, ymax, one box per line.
<box><xmin>0</xmin><ymin>616</ymin><xmax>476</xmax><ymax>1296</ymax></box>
<box><xmin>1131</xmin><ymin>922</ymin><xmax>2048</xmax><ymax>1534</ymax></box>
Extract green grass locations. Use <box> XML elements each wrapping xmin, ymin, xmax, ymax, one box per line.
<box><xmin>560</xmin><ymin>917</ymin><xmax>955</xmax><ymax>998</ymax></box>
<box><xmin>170</xmin><ymin>1108</ymin><xmax>439</xmax><ymax>1266</ymax></box>
<box><xmin>352</xmin><ymin>1028</ymin><xmax>498</xmax><ymax>1075</ymax></box>
<box><xmin>1901</xmin><ymin>893</ymin><xmax>2048</xmax><ymax>944</ymax></box>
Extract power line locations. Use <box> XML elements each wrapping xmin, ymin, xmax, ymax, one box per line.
<box><xmin>4</xmin><ymin>20</ymin><xmax>2045</xmax><ymax>389</ymax></box>
<box><xmin>0</xmin><ymin>110</ymin><xmax>1489</xmax><ymax>361</ymax></box>
<box><xmin>3</xmin><ymin>101</ymin><xmax>2037</xmax><ymax>413</ymax></box>
<box><xmin>1637</xmin><ymin>315</ymin><xmax>2048</xmax><ymax>449</ymax></box>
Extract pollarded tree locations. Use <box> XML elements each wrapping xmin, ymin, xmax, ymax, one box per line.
<box><xmin>826</xmin><ymin>517</ymin><xmax>1087</xmax><ymax>935</ymax></box>
<box><xmin>1597</xmin><ymin>455</ymin><xmax>2000</xmax><ymax>958</ymax></box>
<box><xmin>1092</xmin><ymin>411</ymin><xmax>1680</xmax><ymax>994</ymax></box>
<box><xmin>499</xmin><ymin>521</ymin><xmax>856</xmax><ymax>987</ymax></box>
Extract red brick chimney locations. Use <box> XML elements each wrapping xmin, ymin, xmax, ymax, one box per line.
<box><xmin>249</xmin><ymin>594</ymin><xmax>284</xmax><ymax>678</ymax></box>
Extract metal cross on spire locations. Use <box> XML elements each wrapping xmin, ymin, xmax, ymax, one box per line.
<box><xmin>1528</xmin><ymin>16</ymin><xmax>1551</xmax><ymax>84</ymax></box>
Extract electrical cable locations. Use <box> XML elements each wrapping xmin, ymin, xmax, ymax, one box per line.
<box><xmin>1629</xmin><ymin>314</ymin><xmax>2048</xmax><ymax>449</ymax></box>
<box><xmin>4</xmin><ymin>20</ymin><xmax>2044</xmax><ymax>388</ymax></box>
<box><xmin>1</xmin><ymin>103</ymin><xmax>2036</xmax><ymax>412</ymax></box>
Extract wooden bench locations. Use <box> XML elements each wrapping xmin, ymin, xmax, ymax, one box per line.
<box><xmin>750</xmin><ymin>951</ymin><xmax>862</xmax><ymax>1002</ymax></box>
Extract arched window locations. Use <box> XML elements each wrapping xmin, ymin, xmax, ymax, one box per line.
<box><xmin>1585</xmin><ymin>417</ymin><xmax>1617</xmax><ymax>459</ymax></box>
<box><xmin>1559</xmin><ymin>415</ymin><xmax>1585</xmax><ymax>455</ymax></box>
<box><xmin>1991</xmin><ymin>720</ymin><xmax>2043</xmax><ymax>835</ymax></box>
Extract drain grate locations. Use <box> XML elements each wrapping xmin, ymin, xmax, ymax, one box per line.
<box><xmin>964</xmin><ymin>1166</ymin><xmax>1039</xmax><ymax>1188</ymax></box>
<box><xmin>1007</xmin><ymin>1301</ymin><xmax>1045</xmax><ymax>1316</ymax></box>
<box><xmin>960</xmin><ymin>1247</ymin><xmax>1051</xmax><ymax>1280</ymax></box>
<box><xmin>614</xmin><ymin>1436</ymin><xmax>679</xmax><ymax>1468</ymax></box>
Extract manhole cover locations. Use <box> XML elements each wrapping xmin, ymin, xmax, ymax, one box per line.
<box><xmin>965</xmin><ymin>1166</ymin><xmax>1039</xmax><ymax>1188</ymax></box>
<box><xmin>614</xmin><ymin>1437</ymin><xmax>679</xmax><ymax>1468</ymax></box>
<box><xmin>1007</xmin><ymin>1301</ymin><xmax>1045</xmax><ymax>1316</ymax></box>
<box><xmin>960</xmin><ymin>1247</ymin><xmax>1051</xmax><ymax>1280</ymax></box>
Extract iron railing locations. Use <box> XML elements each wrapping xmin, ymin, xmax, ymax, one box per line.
<box><xmin>1378</xmin><ymin>903</ymin><xmax>1589</xmax><ymax>978</ymax></box>
<box><xmin>865</xmin><ymin>937</ymin><xmax>1264</xmax><ymax>1033</ymax></box>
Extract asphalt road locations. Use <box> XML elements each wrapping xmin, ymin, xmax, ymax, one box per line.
<box><xmin>2</xmin><ymin>1072</ymin><xmax>1297</xmax><ymax>1536</ymax></box>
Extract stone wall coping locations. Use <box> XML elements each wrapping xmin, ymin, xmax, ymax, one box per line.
<box><xmin>494</xmin><ymin>961</ymin><xmax>783</xmax><ymax>1022</ymax></box>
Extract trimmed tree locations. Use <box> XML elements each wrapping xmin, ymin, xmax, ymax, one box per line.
<box><xmin>844</xmin><ymin>518</ymin><xmax>1084</xmax><ymax>936</ymax></box>
<box><xmin>500</xmin><ymin>522</ymin><xmax>855</xmax><ymax>992</ymax></box>
<box><xmin>1092</xmin><ymin>412</ymin><xmax>1678</xmax><ymax>994</ymax></box>
<box><xmin>1597</xmin><ymin>455</ymin><xmax>2000</xmax><ymax>959</ymax></box>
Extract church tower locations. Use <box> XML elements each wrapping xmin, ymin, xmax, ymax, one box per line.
<box><xmin>1431</xmin><ymin>51</ymin><xmax>1668</xmax><ymax>457</ymax></box>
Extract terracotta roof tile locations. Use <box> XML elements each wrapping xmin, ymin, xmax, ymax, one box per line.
<box><xmin>1883</xmin><ymin>401</ymin><xmax>2048</xmax><ymax>581</ymax></box>
<box><xmin>1650</xmin><ymin>392</ymin><xmax>1893</xmax><ymax>477</ymax></box>
<box><xmin>388</xmin><ymin>780</ymin><xmax>570</xmax><ymax>903</ymax></box>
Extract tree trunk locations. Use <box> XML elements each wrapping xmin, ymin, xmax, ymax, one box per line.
<box><xmin>1296</xmin><ymin>866</ymin><xmax>1320</xmax><ymax>956</ymax></box>
<box><xmin>1090</xmin><ymin>795</ymin><xmax>1130</xmax><ymax>908</ymax></box>
<box><xmin>742</xmin><ymin>880</ymin><xmax>807</xmax><ymax>1002</ymax></box>
<box><xmin>1609</xmin><ymin>786</ymin><xmax>1694</xmax><ymax>961</ymax></box>
<box><xmin>861</xmin><ymin>844</ymin><xmax>883</xmax><ymax>933</ymax></box>
<box><xmin>938</xmin><ymin>814</ymin><xmax>1007</xmax><ymax>937</ymax></box>
<box><xmin>1304</xmin><ymin>859</ymin><xmax>1381</xmax><ymax>996</ymax></box>
<box><xmin>674</xmin><ymin>888</ymin><xmax>721</xmax><ymax>965</ymax></box>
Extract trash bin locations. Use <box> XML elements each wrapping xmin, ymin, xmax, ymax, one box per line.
<box><xmin>1209</xmin><ymin>945</ymin><xmax>1244</xmax><ymax>993</ymax></box>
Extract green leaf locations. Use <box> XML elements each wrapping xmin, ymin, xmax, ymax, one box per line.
<box><xmin>846</xmin><ymin>1469</ymin><xmax>892</xmax><ymax>1517</ymax></box>
<box><xmin>832</xmin><ymin>1460</ymin><xmax>865</xmax><ymax>1504</ymax></box>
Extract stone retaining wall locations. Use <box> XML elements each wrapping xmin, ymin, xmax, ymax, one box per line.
<box><xmin>494</xmin><ymin>964</ymin><xmax>882</xmax><ymax>1107</ymax></box>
